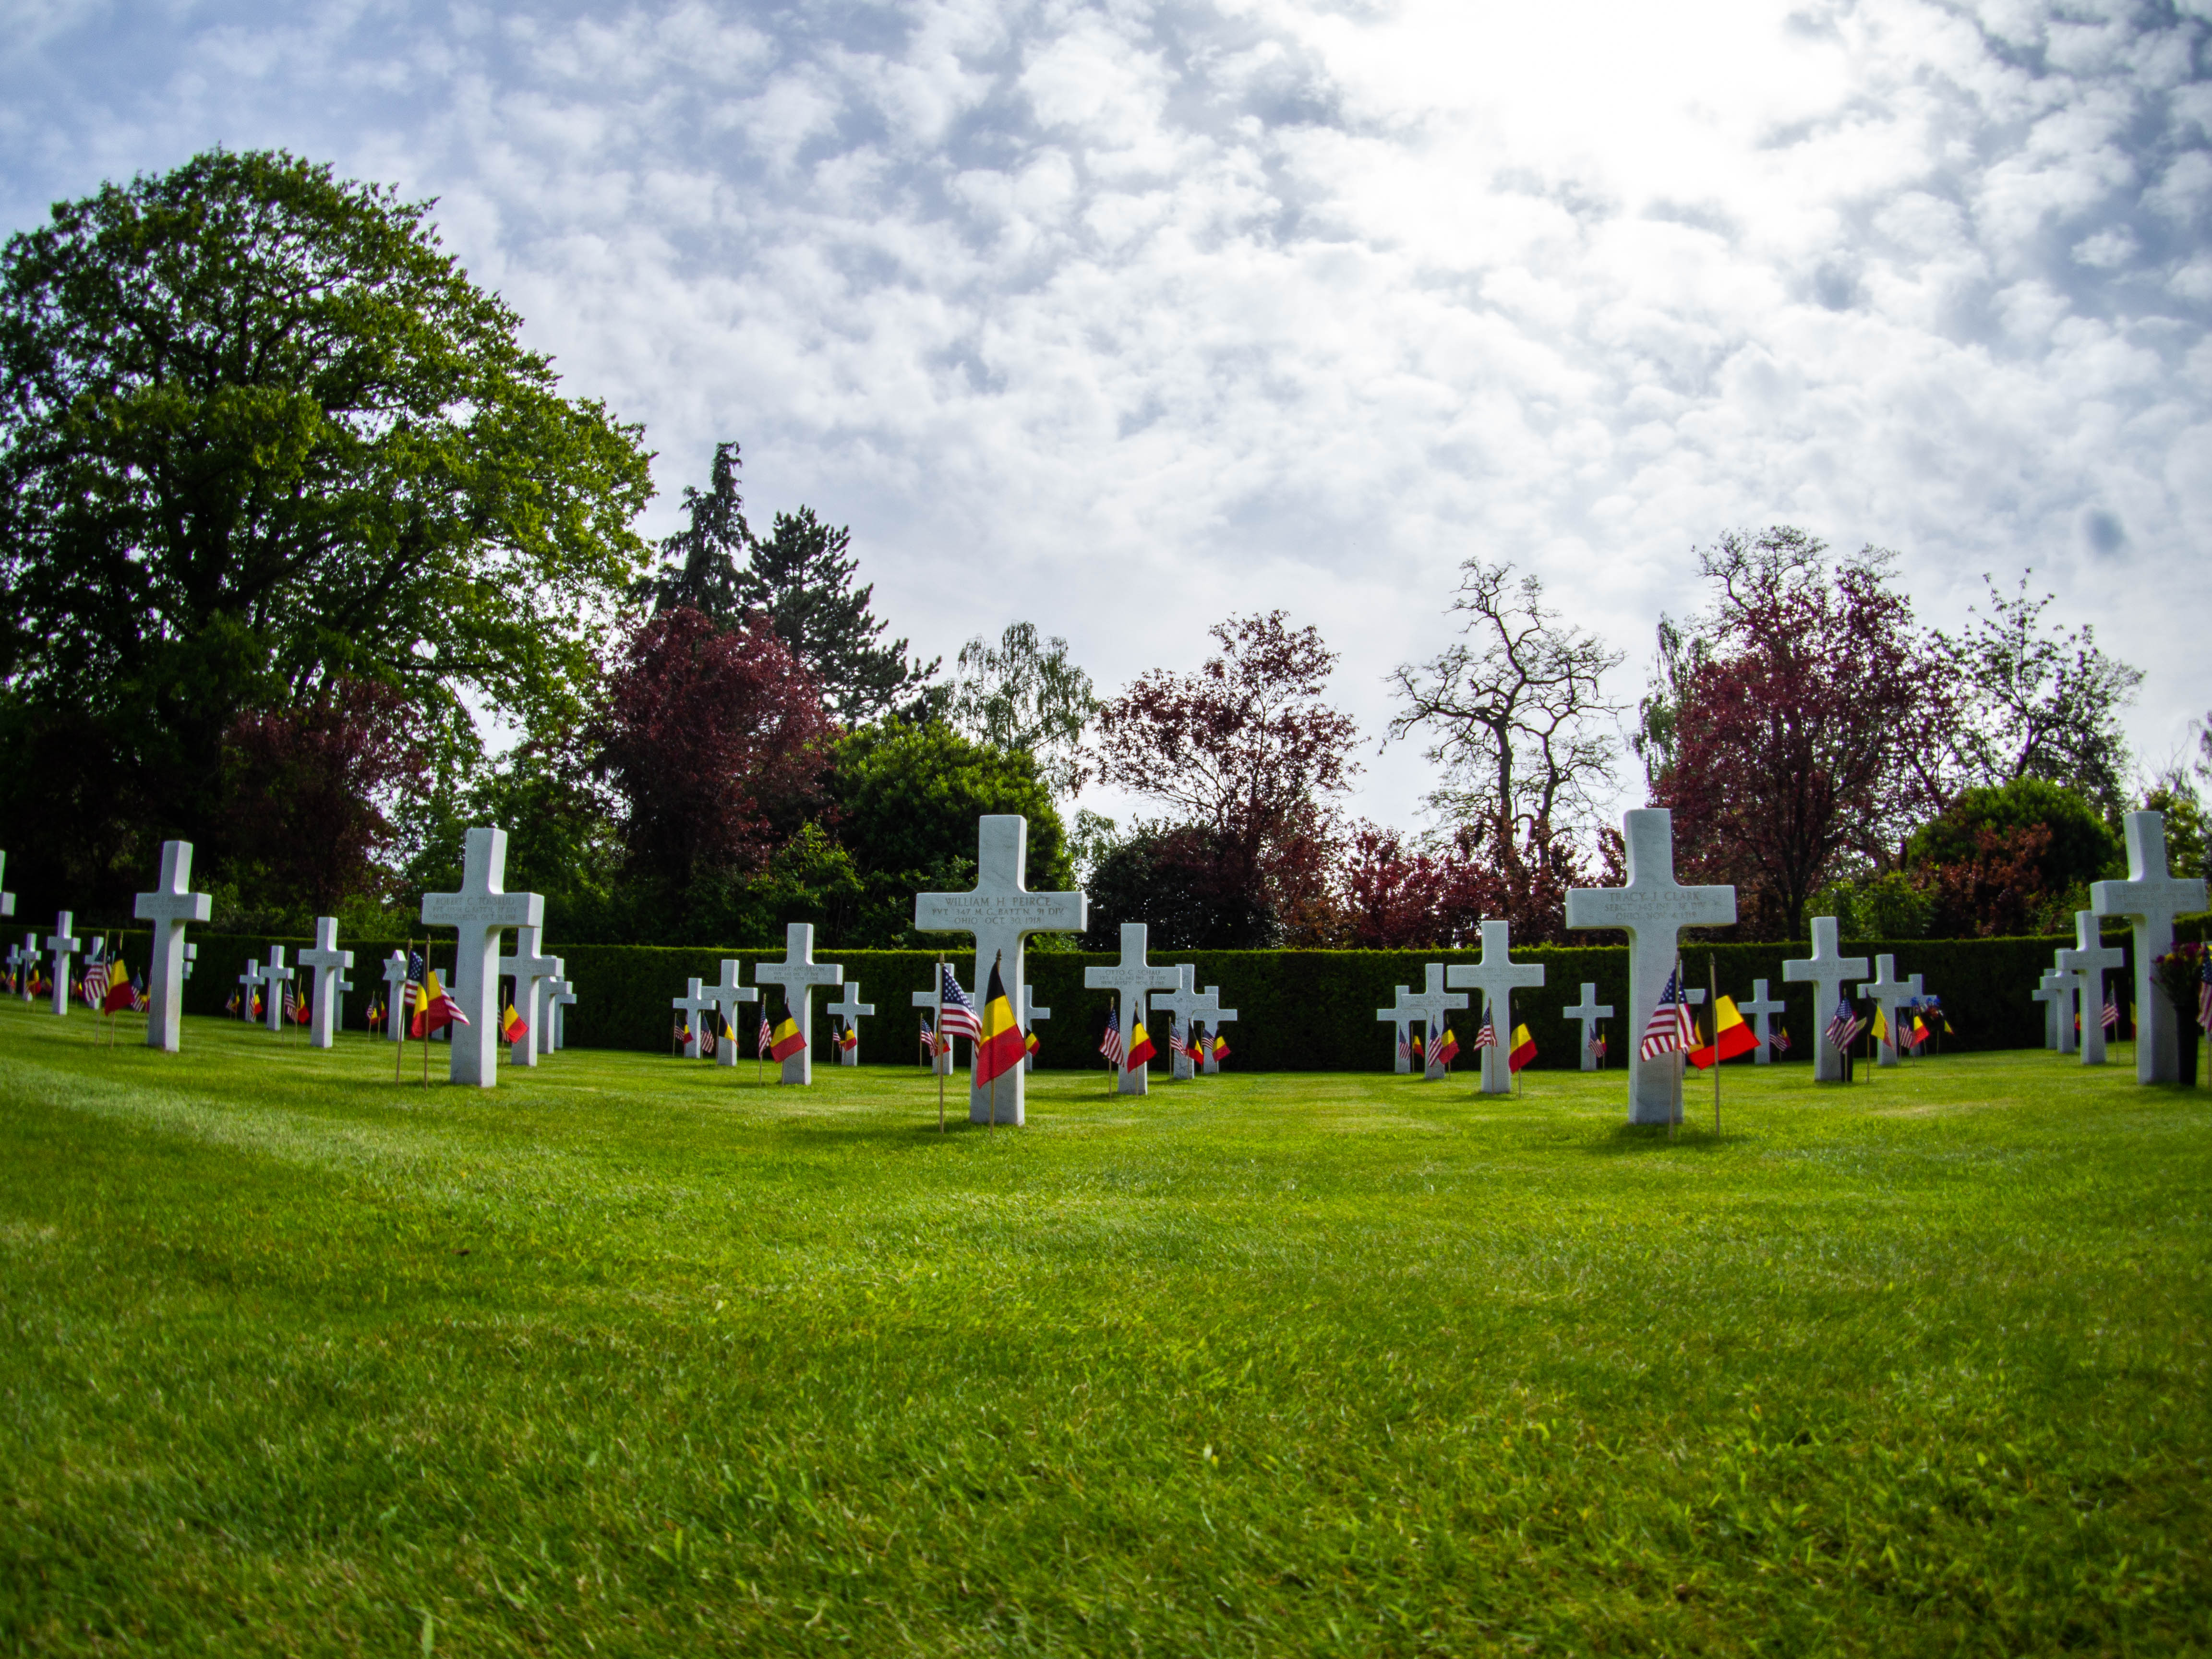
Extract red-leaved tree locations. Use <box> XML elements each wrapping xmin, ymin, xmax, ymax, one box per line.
<box><xmin>1094</xmin><ymin>613</ymin><xmax>1359</xmax><ymax>945</ymax></box>
<box><xmin>1338</xmin><ymin>821</ymin><xmax>1611</xmax><ymax>948</ymax></box>
<box><xmin>220</xmin><ymin>677</ymin><xmax>430</xmax><ymax>914</ymax></box>
<box><xmin>591</xmin><ymin>608</ymin><xmax>832</xmax><ymax>894</ymax></box>
<box><xmin>1647</xmin><ymin>529</ymin><xmax>1948</xmax><ymax>939</ymax></box>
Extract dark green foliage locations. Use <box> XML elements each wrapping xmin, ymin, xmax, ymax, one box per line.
<box><xmin>633</xmin><ymin>439</ymin><xmax>749</xmax><ymax>619</ymax></box>
<box><xmin>1080</xmin><ymin>820</ymin><xmax>1278</xmax><ymax>950</ymax></box>
<box><xmin>0</xmin><ymin>148</ymin><xmax>652</xmax><ymax>919</ymax></box>
<box><xmin>1908</xmin><ymin>777</ymin><xmax>2120</xmax><ymax>889</ymax></box>
<box><xmin>826</xmin><ymin>723</ymin><xmax>1070</xmax><ymax>945</ymax></box>
<box><xmin>741</xmin><ymin>506</ymin><xmax>938</xmax><ymax>724</ymax></box>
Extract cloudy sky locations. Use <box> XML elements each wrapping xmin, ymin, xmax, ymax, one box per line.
<box><xmin>5</xmin><ymin>0</ymin><xmax>2208</xmax><ymax>832</ymax></box>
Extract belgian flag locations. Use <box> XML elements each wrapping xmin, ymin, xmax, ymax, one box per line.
<box><xmin>1508</xmin><ymin>1023</ymin><xmax>1538</xmax><ymax>1073</ymax></box>
<box><xmin>769</xmin><ymin>1002</ymin><xmax>807</xmax><ymax>1061</ymax></box>
<box><xmin>1126</xmin><ymin>1010</ymin><xmax>1157</xmax><ymax>1071</ymax></box>
<box><xmin>974</xmin><ymin>956</ymin><xmax>1029</xmax><ymax>1085</ymax></box>
<box><xmin>1686</xmin><ymin>996</ymin><xmax>1759</xmax><ymax>1069</ymax></box>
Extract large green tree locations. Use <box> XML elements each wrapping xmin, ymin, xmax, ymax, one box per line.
<box><xmin>828</xmin><ymin>721</ymin><xmax>1069</xmax><ymax>945</ymax></box>
<box><xmin>0</xmin><ymin>149</ymin><xmax>653</xmax><ymax>914</ymax></box>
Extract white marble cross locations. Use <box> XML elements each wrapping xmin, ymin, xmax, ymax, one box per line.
<box><xmin>261</xmin><ymin>947</ymin><xmax>296</xmax><ymax>1034</ymax></box>
<box><xmin>1152</xmin><ymin>964</ymin><xmax>1232</xmax><ymax>1082</ymax></box>
<box><xmin>131</xmin><ymin>841</ymin><xmax>212</xmax><ymax>1053</ymax></box>
<box><xmin>15</xmin><ymin>932</ymin><xmax>33</xmax><ymax>1002</ymax></box>
<box><xmin>705</xmin><ymin>958</ymin><xmax>761</xmax><ymax>1070</ymax></box>
<box><xmin>2056</xmin><ymin>911</ymin><xmax>2126</xmax><ymax>1069</ymax></box>
<box><xmin>45</xmin><ymin>912</ymin><xmax>82</xmax><ymax>1019</ymax></box>
<box><xmin>381</xmin><ymin>951</ymin><xmax>410</xmax><ymax>1045</ymax></box>
<box><xmin>827</xmin><ymin>981</ymin><xmax>874</xmax><ymax>1068</ymax></box>
<box><xmin>1563</xmin><ymin>983</ymin><xmax>1613</xmax><ymax>1072</ymax></box>
<box><xmin>751</xmin><ymin>923</ymin><xmax>842</xmax><ymax>1084</ymax></box>
<box><xmin>672</xmin><ymin>978</ymin><xmax>712</xmax><ymax>1059</ymax></box>
<box><xmin>2090</xmin><ymin>810</ymin><xmax>2208</xmax><ymax>1084</ymax></box>
<box><xmin>1783</xmin><ymin>917</ymin><xmax>1870</xmax><ymax>1083</ymax></box>
<box><xmin>2026</xmin><ymin>969</ymin><xmax>2061</xmax><ymax>1044</ymax></box>
<box><xmin>1738</xmin><ymin>979</ymin><xmax>1787</xmax><ymax>1066</ymax></box>
<box><xmin>1022</xmin><ymin>985</ymin><xmax>1048</xmax><ymax>1072</ymax></box>
<box><xmin>1565</xmin><ymin>809</ymin><xmax>1737</xmax><ymax>1122</ymax></box>
<box><xmin>2035</xmin><ymin>969</ymin><xmax>2070</xmax><ymax>1057</ymax></box>
<box><xmin>0</xmin><ymin>851</ymin><xmax>14</xmax><ymax>919</ymax></box>
<box><xmin>1402</xmin><ymin>965</ymin><xmax>1469</xmax><ymax>1081</ymax></box>
<box><xmin>1863</xmin><ymin>954</ymin><xmax>1923</xmax><ymax>1067</ymax></box>
<box><xmin>549</xmin><ymin>972</ymin><xmax>577</xmax><ymax>1051</ymax></box>
<box><xmin>1448</xmin><ymin>920</ymin><xmax>1548</xmax><ymax>1094</ymax></box>
<box><xmin>421</xmin><ymin>827</ymin><xmax>543</xmax><ymax>1088</ymax></box>
<box><xmin>914</xmin><ymin>976</ymin><xmax>964</xmax><ymax>1076</ymax></box>
<box><xmin>1085</xmin><ymin>923</ymin><xmax>1184</xmax><ymax>1096</ymax></box>
<box><xmin>237</xmin><ymin>956</ymin><xmax>267</xmax><ymax>1022</ymax></box>
<box><xmin>917</xmin><ymin>815</ymin><xmax>1088</xmax><ymax>1124</ymax></box>
<box><xmin>533</xmin><ymin>959</ymin><xmax>562</xmax><ymax>1057</ymax></box>
<box><xmin>495</xmin><ymin>923</ymin><xmax>560</xmax><ymax>1069</ymax></box>
<box><xmin>296</xmin><ymin>916</ymin><xmax>354</xmax><ymax>1051</ymax></box>
<box><xmin>1376</xmin><ymin>967</ymin><xmax>1466</xmax><ymax>1077</ymax></box>
<box><xmin>4</xmin><ymin>943</ymin><xmax>25</xmax><ymax>995</ymax></box>
<box><xmin>1193</xmin><ymin>978</ymin><xmax>1238</xmax><ymax>1075</ymax></box>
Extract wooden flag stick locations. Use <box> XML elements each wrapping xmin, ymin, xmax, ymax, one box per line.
<box><xmin>396</xmin><ymin>942</ymin><xmax>409</xmax><ymax>1085</ymax></box>
<box><xmin>1671</xmin><ymin>953</ymin><xmax>1683</xmax><ymax>1141</ymax></box>
<box><xmin>1711</xmin><ymin>952</ymin><xmax>1721</xmax><ymax>1134</ymax></box>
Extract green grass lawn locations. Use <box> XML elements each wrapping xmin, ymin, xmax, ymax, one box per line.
<box><xmin>0</xmin><ymin>1004</ymin><xmax>2206</xmax><ymax>1657</ymax></box>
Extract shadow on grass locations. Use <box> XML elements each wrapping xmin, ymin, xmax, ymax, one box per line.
<box><xmin>1582</xmin><ymin>1123</ymin><xmax>1747</xmax><ymax>1156</ymax></box>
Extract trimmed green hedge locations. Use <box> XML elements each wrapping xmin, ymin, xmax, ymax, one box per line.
<box><xmin>43</xmin><ymin>916</ymin><xmax>2211</xmax><ymax>1071</ymax></box>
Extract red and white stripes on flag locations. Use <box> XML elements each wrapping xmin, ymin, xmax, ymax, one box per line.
<box><xmin>1471</xmin><ymin>1022</ymin><xmax>1497</xmax><ymax>1050</ymax></box>
<box><xmin>2101</xmin><ymin>991</ymin><xmax>2119</xmax><ymax>1032</ymax></box>
<box><xmin>1640</xmin><ymin>968</ymin><xmax>1698</xmax><ymax>1060</ymax></box>
<box><xmin>1099</xmin><ymin>1008</ymin><xmax>1126</xmax><ymax>1067</ymax></box>
<box><xmin>937</xmin><ymin>963</ymin><xmax>982</xmax><ymax>1045</ymax></box>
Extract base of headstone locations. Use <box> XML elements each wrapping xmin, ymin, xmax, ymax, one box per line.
<box><xmin>1117</xmin><ymin>1065</ymin><xmax>1147</xmax><ymax>1095</ymax></box>
<box><xmin>781</xmin><ymin>1052</ymin><xmax>810</xmax><ymax>1085</ymax></box>
<box><xmin>972</xmin><ymin>1071</ymin><xmax>1025</xmax><ymax>1126</ymax></box>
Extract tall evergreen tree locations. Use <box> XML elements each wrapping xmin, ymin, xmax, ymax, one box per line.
<box><xmin>740</xmin><ymin>506</ymin><xmax>939</xmax><ymax>725</ymax></box>
<box><xmin>634</xmin><ymin>440</ymin><xmax>749</xmax><ymax>619</ymax></box>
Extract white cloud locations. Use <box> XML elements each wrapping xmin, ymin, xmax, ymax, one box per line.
<box><xmin>1</xmin><ymin>0</ymin><xmax>2208</xmax><ymax>829</ymax></box>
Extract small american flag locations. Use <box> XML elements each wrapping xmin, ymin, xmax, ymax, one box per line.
<box><xmin>1770</xmin><ymin>1027</ymin><xmax>1792</xmax><ymax>1053</ymax></box>
<box><xmin>938</xmin><ymin>965</ymin><xmax>982</xmax><ymax>1044</ymax></box>
<box><xmin>1397</xmin><ymin>1032</ymin><xmax>1411</xmax><ymax>1063</ymax></box>
<box><xmin>2199</xmin><ymin>951</ymin><xmax>2212</xmax><ymax>1034</ymax></box>
<box><xmin>757</xmin><ymin>1011</ymin><xmax>773</xmax><ymax>1056</ymax></box>
<box><xmin>84</xmin><ymin>955</ymin><xmax>110</xmax><ymax>1008</ymax></box>
<box><xmin>1640</xmin><ymin>969</ymin><xmax>1697</xmax><ymax>1060</ymax></box>
<box><xmin>1168</xmin><ymin>1020</ymin><xmax>1188</xmax><ymax>1060</ymax></box>
<box><xmin>1471</xmin><ymin>1021</ymin><xmax>1497</xmax><ymax>1050</ymax></box>
<box><xmin>918</xmin><ymin>1013</ymin><xmax>937</xmax><ymax>1056</ymax></box>
<box><xmin>1099</xmin><ymin>1006</ymin><xmax>1125</xmax><ymax>1067</ymax></box>
<box><xmin>1825</xmin><ymin>995</ymin><xmax>1863</xmax><ymax>1054</ymax></box>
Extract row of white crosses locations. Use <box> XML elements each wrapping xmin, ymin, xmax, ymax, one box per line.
<box><xmin>1084</xmin><ymin>926</ymin><xmax>1241</xmax><ymax>1091</ymax></box>
<box><xmin>667</xmin><ymin>924</ymin><xmax>851</xmax><ymax>1082</ymax></box>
